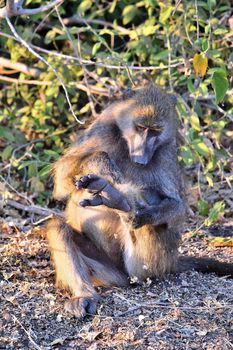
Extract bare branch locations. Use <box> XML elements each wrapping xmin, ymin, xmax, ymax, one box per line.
<box><xmin>184</xmin><ymin>90</ymin><xmax>233</xmax><ymax>101</ymax></box>
<box><xmin>0</xmin><ymin>74</ymin><xmax>110</xmax><ymax>95</ymax></box>
<box><xmin>1</xmin><ymin>195</ymin><xmax>63</xmax><ymax>218</ymax></box>
<box><xmin>0</xmin><ymin>30</ymin><xmax>186</xmax><ymax>71</ymax></box>
<box><xmin>5</xmin><ymin>16</ymin><xmax>83</xmax><ymax>124</ymax></box>
<box><xmin>0</xmin><ymin>57</ymin><xmax>40</xmax><ymax>77</ymax></box>
<box><xmin>0</xmin><ymin>0</ymin><xmax>63</xmax><ymax>18</ymax></box>
<box><xmin>62</xmin><ymin>15</ymin><xmax>131</xmax><ymax>35</ymax></box>
<box><xmin>0</xmin><ymin>74</ymin><xmax>51</xmax><ymax>85</ymax></box>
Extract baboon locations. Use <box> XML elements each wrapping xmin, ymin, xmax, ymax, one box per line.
<box><xmin>47</xmin><ymin>84</ymin><xmax>233</xmax><ymax>319</ymax></box>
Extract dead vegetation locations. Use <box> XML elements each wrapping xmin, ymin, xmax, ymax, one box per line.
<box><xmin>1</xmin><ymin>213</ymin><xmax>233</xmax><ymax>350</ymax></box>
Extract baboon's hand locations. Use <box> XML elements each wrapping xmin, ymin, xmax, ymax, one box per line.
<box><xmin>65</xmin><ymin>296</ymin><xmax>99</xmax><ymax>319</ymax></box>
<box><xmin>131</xmin><ymin>205</ymin><xmax>152</xmax><ymax>229</ymax></box>
<box><xmin>75</xmin><ymin>174</ymin><xmax>107</xmax><ymax>192</ymax></box>
<box><xmin>75</xmin><ymin>174</ymin><xmax>131</xmax><ymax>212</ymax></box>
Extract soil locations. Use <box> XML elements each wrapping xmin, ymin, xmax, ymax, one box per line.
<box><xmin>0</xmin><ymin>216</ymin><xmax>233</xmax><ymax>350</ymax></box>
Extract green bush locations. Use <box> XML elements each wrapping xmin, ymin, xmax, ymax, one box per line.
<box><xmin>0</xmin><ymin>0</ymin><xmax>232</xmax><ymax>218</ymax></box>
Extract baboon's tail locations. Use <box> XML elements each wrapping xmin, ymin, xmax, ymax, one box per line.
<box><xmin>178</xmin><ymin>256</ymin><xmax>233</xmax><ymax>278</ymax></box>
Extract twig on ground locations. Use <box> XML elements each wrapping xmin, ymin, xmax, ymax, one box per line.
<box><xmin>113</xmin><ymin>292</ymin><xmax>233</xmax><ymax>311</ymax></box>
<box><xmin>32</xmin><ymin>214</ymin><xmax>54</xmax><ymax>225</ymax></box>
<box><xmin>12</xmin><ymin>315</ymin><xmax>43</xmax><ymax>350</ymax></box>
<box><xmin>1</xmin><ymin>195</ymin><xmax>63</xmax><ymax>218</ymax></box>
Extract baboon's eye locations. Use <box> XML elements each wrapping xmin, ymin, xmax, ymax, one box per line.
<box><xmin>149</xmin><ymin>125</ymin><xmax>162</xmax><ymax>136</ymax></box>
<box><xmin>135</xmin><ymin>124</ymin><xmax>146</xmax><ymax>132</ymax></box>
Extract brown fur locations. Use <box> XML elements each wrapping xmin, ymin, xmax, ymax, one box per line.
<box><xmin>46</xmin><ymin>84</ymin><xmax>233</xmax><ymax>318</ymax></box>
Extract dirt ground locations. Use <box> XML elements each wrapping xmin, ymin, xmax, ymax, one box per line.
<box><xmin>1</xmin><ymin>214</ymin><xmax>233</xmax><ymax>350</ymax></box>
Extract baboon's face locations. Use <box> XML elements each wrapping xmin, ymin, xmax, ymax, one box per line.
<box><xmin>117</xmin><ymin>104</ymin><xmax>166</xmax><ymax>166</ymax></box>
<box><xmin>114</xmin><ymin>85</ymin><xmax>176</xmax><ymax>166</ymax></box>
<box><xmin>123</xmin><ymin>120</ymin><xmax>163</xmax><ymax>165</ymax></box>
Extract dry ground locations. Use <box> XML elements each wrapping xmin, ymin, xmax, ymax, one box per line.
<box><xmin>1</xmin><ymin>214</ymin><xmax>233</xmax><ymax>350</ymax></box>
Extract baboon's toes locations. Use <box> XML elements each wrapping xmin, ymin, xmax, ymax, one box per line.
<box><xmin>65</xmin><ymin>296</ymin><xmax>99</xmax><ymax>319</ymax></box>
<box><xmin>75</xmin><ymin>174</ymin><xmax>98</xmax><ymax>189</ymax></box>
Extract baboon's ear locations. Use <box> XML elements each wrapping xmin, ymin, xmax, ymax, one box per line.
<box><xmin>170</xmin><ymin>94</ymin><xmax>177</xmax><ymax>106</ymax></box>
<box><xmin>122</xmin><ymin>88</ymin><xmax>136</xmax><ymax>100</ymax></box>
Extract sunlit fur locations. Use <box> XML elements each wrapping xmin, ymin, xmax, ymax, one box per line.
<box><xmin>47</xmin><ymin>84</ymin><xmax>233</xmax><ymax>317</ymax></box>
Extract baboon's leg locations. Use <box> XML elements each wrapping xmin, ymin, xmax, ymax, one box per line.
<box><xmin>46</xmin><ymin>218</ymin><xmax>128</xmax><ymax>318</ymax></box>
<box><xmin>122</xmin><ymin>225</ymin><xmax>180</xmax><ymax>280</ymax></box>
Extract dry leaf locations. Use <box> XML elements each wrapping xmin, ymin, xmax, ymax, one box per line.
<box><xmin>193</xmin><ymin>53</ymin><xmax>208</xmax><ymax>77</ymax></box>
<box><xmin>50</xmin><ymin>338</ymin><xmax>65</xmax><ymax>346</ymax></box>
<box><xmin>208</xmin><ymin>236</ymin><xmax>233</xmax><ymax>247</ymax></box>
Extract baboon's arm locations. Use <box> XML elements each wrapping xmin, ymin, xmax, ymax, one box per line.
<box><xmin>132</xmin><ymin>194</ymin><xmax>185</xmax><ymax>229</ymax></box>
<box><xmin>132</xmin><ymin>171</ymin><xmax>185</xmax><ymax>229</ymax></box>
<box><xmin>53</xmin><ymin>145</ymin><xmax>81</xmax><ymax>200</ymax></box>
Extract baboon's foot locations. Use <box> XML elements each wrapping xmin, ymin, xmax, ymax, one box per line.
<box><xmin>65</xmin><ymin>296</ymin><xmax>99</xmax><ymax>319</ymax></box>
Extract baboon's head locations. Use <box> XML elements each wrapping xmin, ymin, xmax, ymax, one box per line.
<box><xmin>115</xmin><ymin>85</ymin><xmax>178</xmax><ymax>165</ymax></box>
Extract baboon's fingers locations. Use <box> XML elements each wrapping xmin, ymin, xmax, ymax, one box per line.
<box><xmin>79</xmin><ymin>194</ymin><xmax>103</xmax><ymax>207</ymax></box>
<box><xmin>75</xmin><ymin>173</ymin><xmax>107</xmax><ymax>192</ymax></box>
<box><xmin>65</xmin><ymin>296</ymin><xmax>99</xmax><ymax>319</ymax></box>
<box><xmin>75</xmin><ymin>175</ymin><xmax>89</xmax><ymax>189</ymax></box>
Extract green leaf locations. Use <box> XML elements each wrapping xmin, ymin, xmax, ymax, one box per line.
<box><xmin>38</xmin><ymin>164</ymin><xmax>53</xmax><ymax>177</ymax></box>
<box><xmin>211</xmin><ymin>71</ymin><xmax>228</xmax><ymax>104</ymax></box>
<box><xmin>109</xmin><ymin>0</ymin><xmax>117</xmax><ymax>13</ymax></box>
<box><xmin>187</xmin><ymin>76</ymin><xmax>195</xmax><ymax>94</ymax></box>
<box><xmin>190</xmin><ymin>114</ymin><xmax>200</xmax><ymax>131</ymax></box>
<box><xmin>45</xmin><ymin>29</ymin><xmax>57</xmax><ymax>44</ymax></box>
<box><xmin>123</xmin><ymin>5</ymin><xmax>139</xmax><ymax>25</ymax></box>
<box><xmin>1</xmin><ymin>145</ymin><xmax>13</xmax><ymax>161</ymax></box>
<box><xmin>207</xmin><ymin>0</ymin><xmax>216</xmax><ymax>11</ymax></box>
<box><xmin>92</xmin><ymin>42</ymin><xmax>101</xmax><ymax>56</ymax></box>
<box><xmin>193</xmin><ymin>140</ymin><xmax>210</xmax><ymax>157</ymax></box>
<box><xmin>18</xmin><ymin>161</ymin><xmax>35</xmax><ymax>170</ymax></box>
<box><xmin>79</xmin><ymin>103</ymin><xmax>90</xmax><ymax>114</ymax></box>
<box><xmin>201</xmin><ymin>38</ymin><xmax>209</xmax><ymax>51</ymax></box>
<box><xmin>0</xmin><ymin>127</ymin><xmax>15</xmax><ymax>142</ymax></box>
<box><xmin>213</xmin><ymin>28</ymin><xmax>228</xmax><ymax>35</ymax></box>
<box><xmin>159</xmin><ymin>6</ymin><xmax>173</xmax><ymax>24</ymax></box>
<box><xmin>206</xmin><ymin>173</ymin><xmax>213</xmax><ymax>187</ymax></box>
<box><xmin>28</xmin><ymin>163</ymin><xmax>37</xmax><ymax>178</ymax></box>
<box><xmin>197</xmin><ymin>199</ymin><xmax>209</xmax><ymax>216</ymax></box>
<box><xmin>180</xmin><ymin>146</ymin><xmax>193</xmax><ymax>166</ymax></box>
<box><xmin>78</xmin><ymin>0</ymin><xmax>92</xmax><ymax>14</ymax></box>
<box><xmin>46</xmin><ymin>85</ymin><xmax>59</xmax><ymax>98</ymax></box>
<box><xmin>204</xmin><ymin>201</ymin><xmax>225</xmax><ymax>226</ymax></box>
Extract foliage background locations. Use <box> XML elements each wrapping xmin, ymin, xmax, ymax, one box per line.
<box><xmin>0</xmin><ymin>0</ymin><xmax>232</xmax><ymax>222</ymax></box>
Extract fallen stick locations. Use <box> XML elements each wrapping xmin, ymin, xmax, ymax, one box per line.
<box><xmin>0</xmin><ymin>195</ymin><xmax>63</xmax><ymax>218</ymax></box>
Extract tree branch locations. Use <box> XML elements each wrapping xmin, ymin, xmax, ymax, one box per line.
<box><xmin>0</xmin><ymin>57</ymin><xmax>40</xmax><ymax>77</ymax></box>
<box><xmin>0</xmin><ymin>30</ymin><xmax>186</xmax><ymax>71</ymax></box>
<box><xmin>0</xmin><ymin>74</ymin><xmax>110</xmax><ymax>95</ymax></box>
<box><xmin>62</xmin><ymin>15</ymin><xmax>131</xmax><ymax>35</ymax></box>
<box><xmin>5</xmin><ymin>16</ymin><xmax>83</xmax><ymax>124</ymax></box>
<box><xmin>0</xmin><ymin>0</ymin><xmax>63</xmax><ymax>18</ymax></box>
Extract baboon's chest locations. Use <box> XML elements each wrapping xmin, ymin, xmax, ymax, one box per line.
<box><xmin>141</xmin><ymin>189</ymin><xmax>162</xmax><ymax>206</ymax></box>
